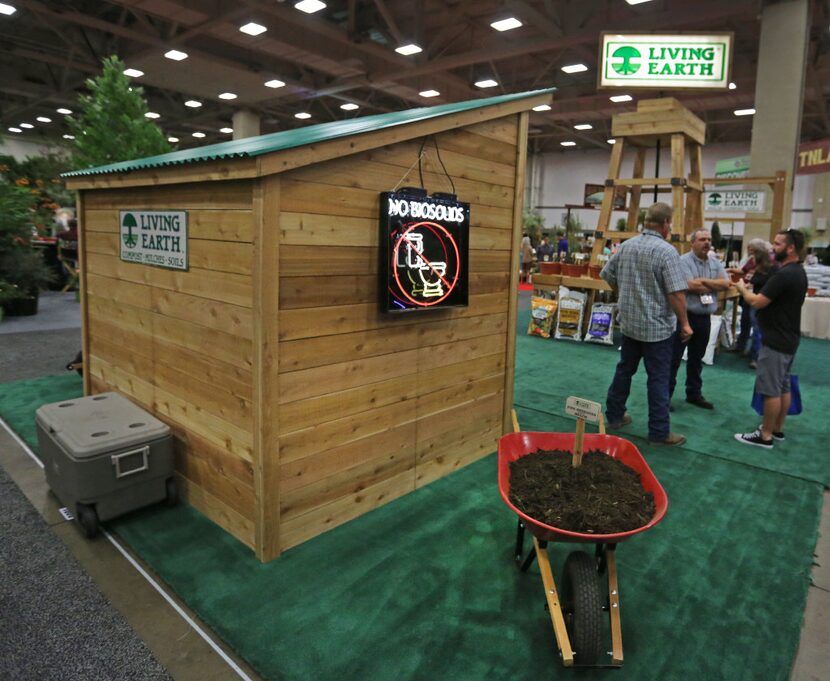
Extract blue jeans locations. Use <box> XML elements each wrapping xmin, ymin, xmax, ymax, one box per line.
<box><xmin>606</xmin><ymin>334</ymin><xmax>674</xmax><ymax>441</ymax></box>
<box><xmin>669</xmin><ymin>313</ymin><xmax>711</xmax><ymax>401</ymax></box>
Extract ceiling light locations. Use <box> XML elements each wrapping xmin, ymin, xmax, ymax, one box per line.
<box><xmin>574</xmin><ymin>124</ymin><xmax>592</xmax><ymax>130</ymax></box>
<box><xmin>610</xmin><ymin>94</ymin><xmax>633</xmax><ymax>103</ymax></box>
<box><xmin>625</xmin><ymin>0</ymin><xmax>656</xmax><ymax>4</ymax></box>
<box><xmin>123</xmin><ymin>68</ymin><xmax>144</xmax><ymax>77</ymax></box>
<box><xmin>184</xmin><ymin>100</ymin><xmax>202</xmax><ymax>108</ymax></box>
<box><xmin>490</xmin><ymin>17</ymin><xmax>522</xmax><ymax>31</ymax></box>
<box><xmin>19</xmin><ymin>122</ymin><xmax>33</xmax><ymax>128</ymax></box>
<box><xmin>239</xmin><ymin>22</ymin><xmax>267</xmax><ymax>36</ymax></box>
<box><xmin>295</xmin><ymin>0</ymin><xmax>326</xmax><ymax>13</ymax></box>
<box><xmin>419</xmin><ymin>90</ymin><xmax>440</xmax><ymax>98</ymax></box>
<box><xmin>36</xmin><ymin>116</ymin><xmax>52</xmax><ymax>123</ymax></box>
<box><xmin>8</xmin><ymin>127</ymin><xmax>22</xmax><ymax>133</ymax></box>
<box><xmin>734</xmin><ymin>108</ymin><xmax>756</xmax><ymax>116</ymax></box>
<box><xmin>264</xmin><ymin>79</ymin><xmax>285</xmax><ymax>88</ymax></box>
<box><xmin>56</xmin><ymin>108</ymin><xmax>72</xmax><ymax>115</ymax></box>
<box><xmin>220</xmin><ymin>127</ymin><xmax>234</xmax><ymax>133</ymax></box>
<box><xmin>0</xmin><ymin>3</ymin><xmax>17</xmax><ymax>16</ymax></box>
<box><xmin>192</xmin><ymin>132</ymin><xmax>206</xmax><ymax>138</ymax></box>
<box><xmin>560</xmin><ymin>141</ymin><xmax>577</xmax><ymax>147</ymax></box>
<box><xmin>63</xmin><ymin>134</ymin><xmax>75</xmax><ymax>140</ymax></box>
<box><xmin>168</xmin><ymin>136</ymin><xmax>179</xmax><ymax>143</ymax></box>
<box><xmin>144</xmin><ymin>112</ymin><xmax>160</xmax><ymax>119</ymax></box>
<box><xmin>561</xmin><ymin>64</ymin><xmax>588</xmax><ymax>74</ymax></box>
<box><xmin>607</xmin><ymin>139</ymin><xmax>616</xmax><ymax>144</ymax></box>
<box><xmin>532</xmin><ymin>104</ymin><xmax>551</xmax><ymax>112</ymax></box>
<box><xmin>295</xmin><ymin>112</ymin><xmax>312</xmax><ymax>119</ymax></box>
<box><xmin>218</xmin><ymin>92</ymin><xmax>238</xmax><ymax>100</ymax></box>
<box><xmin>729</xmin><ymin>82</ymin><xmax>737</xmax><ymax>90</ymax></box>
<box><xmin>340</xmin><ymin>103</ymin><xmax>359</xmax><ymax>111</ymax></box>
<box><xmin>475</xmin><ymin>79</ymin><xmax>498</xmax><ymax>88</ymax></box>
<box><xmin>395</xmin><ymin>43</ymin><xmax>422</xmax><ymax>56</ymax></box>
<box><xmin>164</xmin><ymin>49</ymin><xmax>188</xmax><ymax>61</ymax></box>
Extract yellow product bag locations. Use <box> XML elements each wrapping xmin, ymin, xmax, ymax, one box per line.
<box><xmin>527</xmin><ymin>297</ymin><xmax>558</xmax><ymax>338</ymax></box>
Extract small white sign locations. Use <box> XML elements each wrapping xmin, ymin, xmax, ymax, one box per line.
<box><xmin>600</xmin><ymin>33</ymin><xmax>732</xmax><ymax>90</ymax></box>
<box><xmin>119</xmin><ymin>210</ymin><xmax>188</xmax><ymax>271</ymax></box>
<box><xmin>704</xmin><ymin>190</ymin><xmax>766</xmax><ymax>213</ymax></box>
<box><xmin>58</xmin><ymin>507</ymin><xmax>74</xmax><ymax>521</ymax></box>
<box><xmin>565</xmin><ymin>396</ymin><xmax>602</xmax><ymax>423</ymax></box>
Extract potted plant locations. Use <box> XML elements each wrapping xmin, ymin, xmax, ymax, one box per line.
<box><xmin>0</xmin><ymin>178</ymin><xmax>54</xmax><ymax>316</ymax></box>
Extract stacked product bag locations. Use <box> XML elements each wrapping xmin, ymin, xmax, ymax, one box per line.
<box><xmin>583</xmin><ymin>303</ymin><xmax>615</xmax><ymax>345</ymax></box>
<box><xmin>527</xmin><ymin>297</ymin><xmax>559</xmax><ymax>339</ymax></box>
<box><xmin>554</xmin><ymin>292</ymin><xmax>586</xmax><ymax>341</ymax></box>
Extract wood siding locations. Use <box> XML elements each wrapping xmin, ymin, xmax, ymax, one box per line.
<box><xmin>82</xmin><ymin>180</ymin><xmax>257</xmax><ymax>548</ymax></box>
<box><xmin>275</xmin><ymin>117</ymin><xmax>518</xmax><ymax>550</ymax></box>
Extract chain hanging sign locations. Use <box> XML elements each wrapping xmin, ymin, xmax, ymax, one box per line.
<box><xmin>599</xmin><ymin>33</ymin><xmax>733</xmax><ymax>90</ymax></box>
<box><xmin>119</xmin><ymin>210</ymin><xmax>188</xmax><ymax>271</ymax></box>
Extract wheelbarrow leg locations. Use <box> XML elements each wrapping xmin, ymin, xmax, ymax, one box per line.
<box><xmin>533</xmin><ymin>536</ymin><xmax>574</xmax><ymax>667</ymax></box>
<box><xmin>514</xmin><ymin>520</ymin><xmax>537</xmax><ymax>571</ymax></box>
<box><xmin>606</xmin><ymin>546</ymin><xmax>623</xmax><ymax>666</ymax></box>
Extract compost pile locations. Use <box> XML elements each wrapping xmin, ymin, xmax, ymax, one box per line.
<box><xmin>509</xmin><ymin>449</ymin><xmax>655</xmax><ymax>534</ymax></box>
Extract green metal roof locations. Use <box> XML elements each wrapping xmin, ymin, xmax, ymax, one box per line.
<box><xmin>62</xmin><ymin>88</ymin><xmax>554</xmax><ymax>178</ymax></box>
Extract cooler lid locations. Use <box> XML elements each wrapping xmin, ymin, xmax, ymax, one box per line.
<box><xmin>35</xmin><ymin>392</ymin><xmax>170</xmax><ymax>458</ymax></box>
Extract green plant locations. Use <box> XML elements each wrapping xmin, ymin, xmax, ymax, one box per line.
<box><xmin>67</xmin><ymin>55</ymin><xmax>170</xmax><ymax>169</ymax></box>
<box><xmin>523</xmin><ymin>211</ymin><xmax>545</xmax><ymax>246</ymax></box>
<box><xmin>710</xmin><ymin>221</ymin><xmax>723</xmax><ymax>249</ymax></box>
<box><xmin>0</xmin><ymin>178</ymin><xmax>54</xmax><ymax>304</ymax></box>
<box><xmin>0</xmin><ymin>153</ymin><xmax>74</xmax><ymax>209</ymax></box>
<box><xmin>615</xmin><ymin>217</ymin><xmax>627</xmax><ymax>231</ymax></box>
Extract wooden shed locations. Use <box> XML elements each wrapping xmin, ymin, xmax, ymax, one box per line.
<box><xmin>63</xmin><ymin>89</ymin><xmax>552</xmax><ymax>561</ymax></box>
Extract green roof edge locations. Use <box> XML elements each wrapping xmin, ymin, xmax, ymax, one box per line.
<box><xmin>62</xmin><ymin>88</ymin><xmax>555</xmax><ymax>178</ymax></box>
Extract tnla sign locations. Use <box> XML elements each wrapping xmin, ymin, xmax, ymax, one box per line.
<box><xmin>599</xmin><ymin>33</ymin><xmax>733</xmax><ymax>90</ymax></box>
<box><xmin>120</xmin><ymin>210</ymin><xmax>188</xmax><ymax>271</ymax></box>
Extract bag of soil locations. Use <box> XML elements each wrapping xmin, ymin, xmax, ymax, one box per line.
<box><xmin>554</xmin><ymin>296</ymin><xmax>585</xmax><ymax>341</ymax></box>
<box><xmin>583</xmin><ymin>303</ymin><xmax>615</xmax><ymax>345</ymax></box>
<box><xmin>527</xmin><ymin>297</ymin><xmax>558</xmax><ymax>339</ymax></box>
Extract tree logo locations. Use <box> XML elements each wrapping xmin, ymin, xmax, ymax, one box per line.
<box><xmin>610</xmin><ymin>46</ymin><xmax>641</xmax><ymax>75</ymax></box>
<box><xmin>122</xmin><ymin>212</ymin><xmax>138</xmax><ymax>248</ymax></box>
<box><xmin>707</xmin><ymin>192</ymin><xmax>722</xmax><ymax>207</ymax></box>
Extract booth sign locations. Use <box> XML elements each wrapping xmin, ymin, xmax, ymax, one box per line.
<box><xmin>599</xmin><ymin>33</ymin><xmax>732</xmax><ymax>89</ymax></box>
<box><xmin>120</xmin><ymin>210</ymin><xmax>188</xmax><ymax>271</ymax></box>
<box><xmin>704</xmin><ymin>191</ymin><xmax>766</xmax><ymax>213</ymax></box>
<box><xmin>797</xmin><ymin>138</ymin><xmax>830</xmax><ymax>176</ymax></box>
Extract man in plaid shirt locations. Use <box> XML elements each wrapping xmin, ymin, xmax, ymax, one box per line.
<box><xmin>600</xmin><ymin>203</ymin><xmax>692</xmax><ymax>446</ymax></box>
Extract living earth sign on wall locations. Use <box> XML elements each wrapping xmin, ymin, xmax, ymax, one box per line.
<box><xmin>599</xmin><ymin>33</ymin><xmax>733</xmax><ymax>90</ymax></box>
<box><xmin>119</xmin><ymin>210</ymin><xmax>188</xmax><ymax>271</ymax></box>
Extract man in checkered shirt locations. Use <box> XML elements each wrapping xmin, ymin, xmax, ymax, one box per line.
<box><xmin>600</xmin><ymin>202</ymin><xmax>692</xmax><ymax>446</ymax></box>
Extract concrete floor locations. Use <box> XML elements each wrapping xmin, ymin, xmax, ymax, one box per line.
<box><xmin>0</xmin><ymin>290</ymin><xmax>827</xmax><ymax>680</ymax></box>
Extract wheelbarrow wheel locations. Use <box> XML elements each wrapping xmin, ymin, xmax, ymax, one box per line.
<box><xmin>561</xmin><ymin>550</ymin><xmax>603</xmax><ymax>665</ymax></box>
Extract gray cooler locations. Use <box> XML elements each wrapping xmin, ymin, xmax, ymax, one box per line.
<box><xmin>36</xmin><ymin>392</ymin><xmax>176</xmax><ymax>537</ymax></box>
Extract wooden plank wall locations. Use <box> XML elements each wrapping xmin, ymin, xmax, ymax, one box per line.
<box><xmin>276</xmin><ymin>116</ymin><xmax>519</xmax><ymax>550</ymax></box>
<box><xmin>81</xmin><ymin>181</ymin><xmax>258</xmax><ymax>549</ymax></box>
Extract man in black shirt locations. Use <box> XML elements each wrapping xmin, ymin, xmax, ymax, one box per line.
<box><xmin>733</xmin><ymin>229</ymin><xmax>808</xmax><ymax>448</ymax></box>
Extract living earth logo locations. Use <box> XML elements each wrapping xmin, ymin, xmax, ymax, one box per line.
<box><xmin>122</xmin><ymin>212</ymin><xmax>138</xmax><ymax>248</ymax></box>
<box><xmin>611</xmin><ymin>46</ymin><xmax>642</xmax><ymax>75</ymax></box>
<box><xmin>609</xmin><ymin>44</ymin><xmax>719</xmax><ymax>77</ymax></box>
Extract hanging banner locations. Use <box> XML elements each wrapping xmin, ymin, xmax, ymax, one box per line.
<box><xmin>714</xmin><ymin>155</ymin><xmax>750</xmax><ymax>179</ymax></box>
<box><xmin>704</xmin><ymin>190</ymin><xmax>766</xmax><ymax>213</ymax></box>
<box><xmin>797</xmin><ymin>138</ymin><xmax>830</xmax><ymax>176</ymax></box>
<box><xmin>599</xmin><ymin>33</ymin><xmax>733</xmax><ymax>90</ymax></box>
<box><xmin>120</xmin><ymin>210</ymin><xmax>188</xmax><ymax>271</ymax></box>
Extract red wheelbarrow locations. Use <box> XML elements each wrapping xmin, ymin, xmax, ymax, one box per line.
<box><xmin>498</xmin><ymin>429</ymin><xmax>668</xmax><ymax>668</ymax></box>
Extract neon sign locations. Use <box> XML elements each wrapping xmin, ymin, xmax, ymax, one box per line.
<box><xmin>379</xmin><ymin>188</ymin><xmax>470</xmax><ymax>313</ymax></box>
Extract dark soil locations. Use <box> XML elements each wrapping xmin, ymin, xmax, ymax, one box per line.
<box><xmin>509</xmin><ymin>449</ymin><xmax>656</xmax><ymax>535</ymax></box>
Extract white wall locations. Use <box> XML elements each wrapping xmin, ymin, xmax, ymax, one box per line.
<box><xmin>527</xmin><ymin>141</ymin><xmax>812</xmax><ymax>241</ymax></box>
<box><xmin>0</xmin><ymin>136</ymin><xmax>65</xmax><ymax>160</ymax></box>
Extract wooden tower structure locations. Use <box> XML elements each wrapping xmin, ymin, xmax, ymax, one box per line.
<box><xmin>590</xmin><ymin>98</ymin><xmax>706</xmax><ymax>263</ymax></box>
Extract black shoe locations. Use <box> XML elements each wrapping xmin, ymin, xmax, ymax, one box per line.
<box><xmin>734</xmin><ymin>430</ymin><xmax>773</xmax><ymax>449</ymax></box>
<box><xmin>686</xmin><ymin>396</ymin><xmax>714</xmax><ymax>410</ymax></box>
<box><xmin>758</xmin><ymin>425</ymin><xmax>785</xmax><ymax>441</ymax></box>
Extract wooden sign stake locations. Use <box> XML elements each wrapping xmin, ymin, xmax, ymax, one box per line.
<box><xmin>572</xmin><ymin>417</ymin><xmax>586</xmax><ymax>467</ymax></box>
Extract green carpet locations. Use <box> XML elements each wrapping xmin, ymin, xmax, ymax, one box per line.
<box><xmin>515</xmin><ymin>309</ymin><xmax>830</xmax><ymax>487</ymax></box>
<box><xmin>0</xmin><ymin>344</ymin><xmax>823</xmax><ymax>680</ymax></box>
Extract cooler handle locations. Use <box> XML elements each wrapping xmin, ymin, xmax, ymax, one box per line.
<box><xmin>111</xmin><ymin>446</ymin><xmax>149</xmax><ymax>478</ymax></box>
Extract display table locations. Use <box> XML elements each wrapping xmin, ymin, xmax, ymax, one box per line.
<box><xmin>532</xmin><ymin>274</ymin><xmax>612</xmax><ymax>335</ymax></box>
<box><xmin>801</xmin><ymin>297</ymin><xmax>830</xmax><ymax>340</ymax></box>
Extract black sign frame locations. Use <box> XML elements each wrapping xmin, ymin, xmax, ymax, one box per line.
<box><xmin>379</xmin><ymin>189</ymin><xmax>470</xmax><ymax>314</ymax></box>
